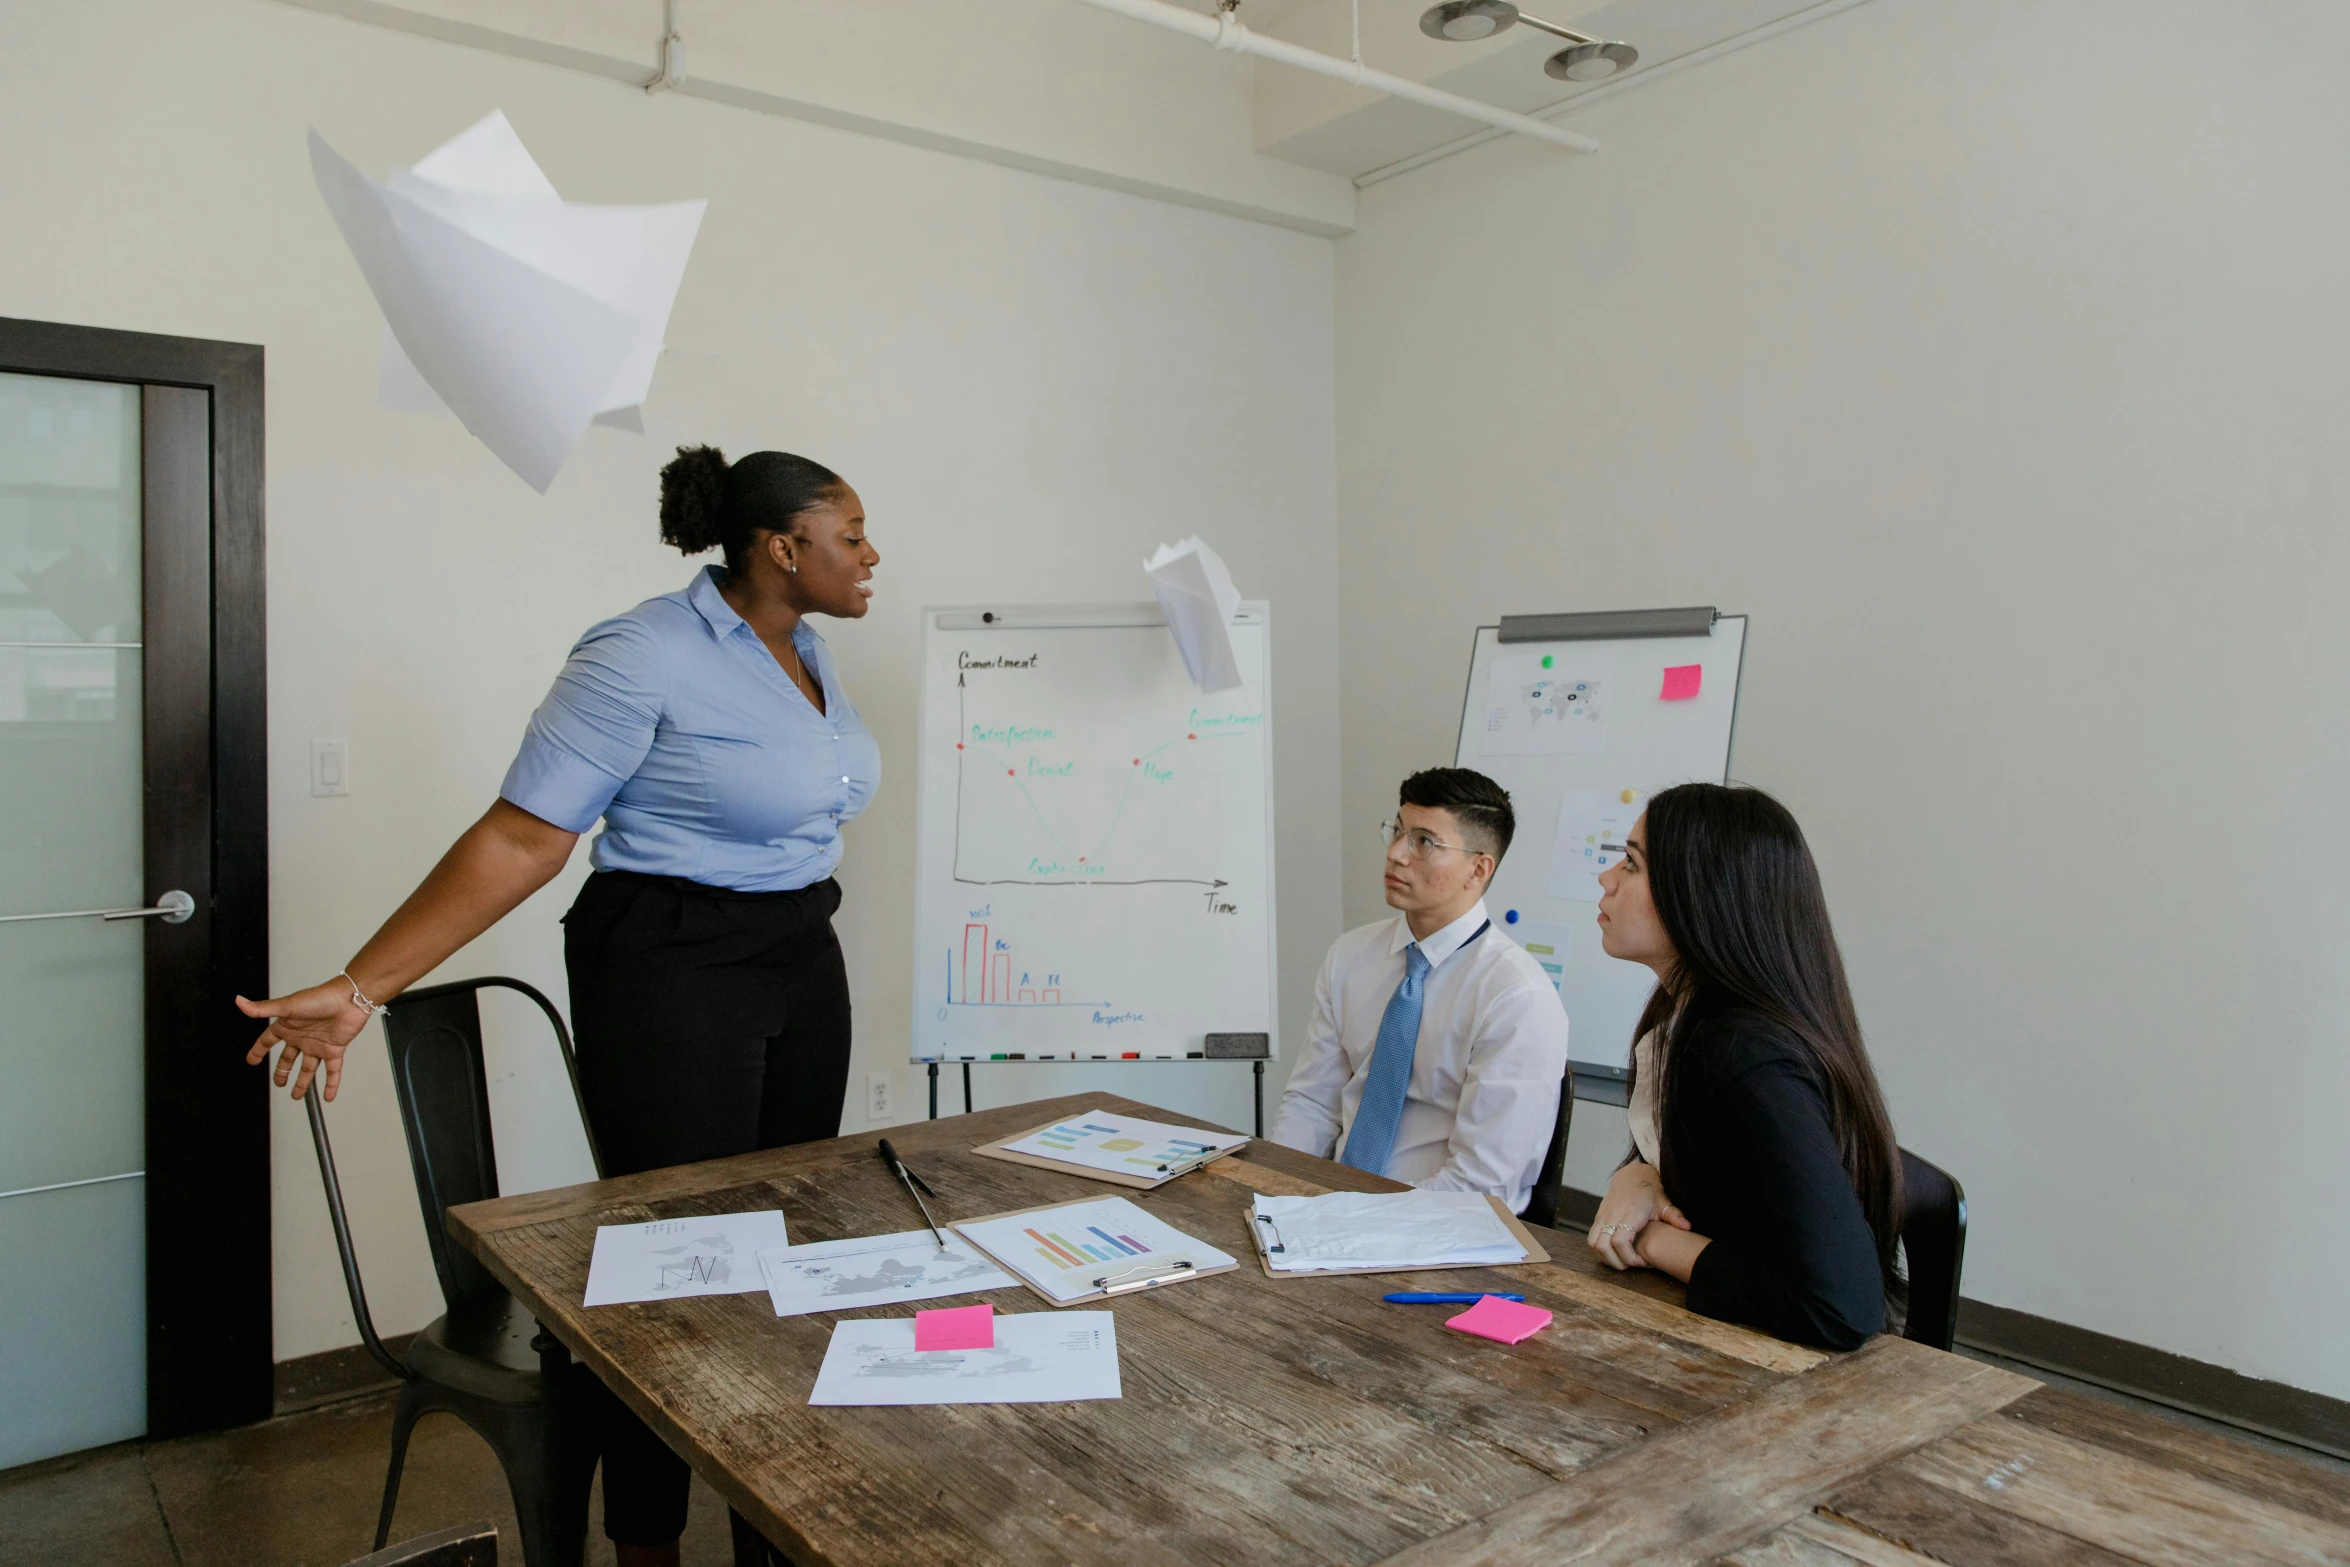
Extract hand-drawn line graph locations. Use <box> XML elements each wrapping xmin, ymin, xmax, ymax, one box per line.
<box><xmin>949</xmin><ymin>670</ymin><xmax>1258</xmax><ymax>890</ymax></box>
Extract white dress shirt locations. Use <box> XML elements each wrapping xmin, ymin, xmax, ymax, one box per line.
<box><xmin>1271</xmin><ymin>900</ymin><xmax>1571</xmax><ymax>1214</ymax></box>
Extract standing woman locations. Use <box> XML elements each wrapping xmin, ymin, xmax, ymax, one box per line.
<box><xmin>1582</xmin><ymin>783</ymin><xmax>1903</xmax><ymax>1351</ymax></box>
<box><xmin>238</xmin><ymin>446</ymin><xmax>880</xmax><ymax>1566</ymax></box>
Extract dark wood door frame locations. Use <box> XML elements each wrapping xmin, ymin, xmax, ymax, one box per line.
<box><xmin>0</xmin><ymin>316</ymin><xmax>269</xmax><ymax>1439</ymax></box>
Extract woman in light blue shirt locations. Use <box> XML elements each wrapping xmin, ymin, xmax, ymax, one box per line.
<box><xmin>238</xmin><ymin>445</ymin><xmax>880</xmax><ymax>1565</ymax></box>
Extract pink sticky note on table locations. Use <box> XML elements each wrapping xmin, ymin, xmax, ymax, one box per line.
<box><xmin>1444</xmin><ymin>1294</ymin><xmax>1553</xmax><ymax>1345</ymax></box>
<box><xmin>1660</xmin><ymin>664</ymin><xmax>1703</xmax><ymax>701</ymax></box>
<box><xmin>914</xmin><ymin>1304</ymin><xmax>994</xmax><ymax>1351</ymax></box>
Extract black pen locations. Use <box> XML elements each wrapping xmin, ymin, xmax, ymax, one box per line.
<box><xmin>876</xmin><ymin>1138</ymin><xmax>948</xmax><ymax>1252</ymax></box>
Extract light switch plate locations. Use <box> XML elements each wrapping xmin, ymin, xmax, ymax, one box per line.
<box><xmin>310</xmin><ymin>739</ymin><xmax>350</xmax><ymax>797</ymax></box>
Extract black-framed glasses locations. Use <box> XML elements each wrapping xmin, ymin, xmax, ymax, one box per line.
<box><xmin>1378</xmin><ymin>818</ymin><xmax>1485</xmax><ymax>862</ymax></box>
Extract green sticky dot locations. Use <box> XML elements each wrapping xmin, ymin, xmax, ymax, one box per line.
<box><xmin>1541</xmin><ymin>654</ymin><xmax>1554</xmax><ymax>668</ymax></box>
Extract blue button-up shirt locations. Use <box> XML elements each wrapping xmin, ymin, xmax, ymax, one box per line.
<box><xmin>499</xmin><ymin>567</ymin><xmax>881</xmax><ymax>892</ymax></box>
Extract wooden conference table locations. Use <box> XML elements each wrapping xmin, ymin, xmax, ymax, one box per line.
<box><xmin>449</xmin><ymin>1094</ymin><xmax>2350</xmax><ymax>1566</ymax></box>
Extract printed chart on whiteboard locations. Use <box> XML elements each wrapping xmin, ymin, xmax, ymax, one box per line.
<box><xmin>1455</xmin><ymin>615</ymin><xmax>1745</xmax><ymax>1074</ymax></box>
<box><xmin>911</xmin><ymin>605</ymin><xmax>1277</xmax><ymax>1063</ymax></box>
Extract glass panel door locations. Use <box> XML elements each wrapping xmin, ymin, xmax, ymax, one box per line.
<box><xmin>0</xmin><ymin>370</ymin><xmax>148</xmax><ymax>1467</ymax></box>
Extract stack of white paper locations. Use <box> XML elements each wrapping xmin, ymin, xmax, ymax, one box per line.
<box><xmin>1144</xmin><ymin>535</ymin><xmax>1244</xmax><ymax>693</ymax></box>
<box><xmin>1250</xmin><ymin>1190</ymin><xmax>1526</xmax><ymax>1273</ymax></box>
<box><xmin>309</xmin><ymin>111</ymin><xmax>706</xmax><ymax>492</ymax></box>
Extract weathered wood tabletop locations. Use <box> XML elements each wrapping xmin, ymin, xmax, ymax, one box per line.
<box><xmin>448</xmin><ymin>1094</ymin><xmax>2350</xmax><ymax>1567</ymax></box>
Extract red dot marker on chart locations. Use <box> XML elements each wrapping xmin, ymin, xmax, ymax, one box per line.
<box><xmin>1187</xmin><ymin>733</ymin><xmax>1196</xmax><ymax>740</ymax></box>
<box><xmin>1007</xmin><ymin>769</ymin><xmax>1016</xmax><ymax>777</ymax></box>
<box><xmin>955</xmin><ymin>743</ymin><xmax>964</xmax><ymax>750</ymax></box>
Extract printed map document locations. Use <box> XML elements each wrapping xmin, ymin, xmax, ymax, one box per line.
<box><xmin>807</xmin><ymin>1312</ymin><xmax>1121</xmax><ymax>1406</ymax></box>
<box><xmin>583</xmin><ymin>1210</ymin><xmax>791</xmax><ymax>1306</ymax></box>
<box><xmin>998</xmin><ymin>1112</ymin><xmax>1249</xmax><ymax>1181</ymax></box>
<box><xmin>757</xmin><ymin>1230</ymin><xmax>1016</xmax><ymax>1318</ymax></box>
<box><xmin>1251</xmin><ymin>1190</ymin><xmax>1526</xmax><ymax>1273</ymax></box>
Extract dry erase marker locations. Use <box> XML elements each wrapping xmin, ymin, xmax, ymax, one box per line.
<box><xmin>1383</xmin><ymin>1292</ymin><xmax>1526</xmax><ymax>1305</ymax></box>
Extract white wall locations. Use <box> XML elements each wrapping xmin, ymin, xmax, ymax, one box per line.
<box><xmin>1336</xmin><ymin>0</ymin><xmax>2350</xmax><ymax>1398</ymax></box>
<box><xmin>0</xmin><ymin>0</ymin><xmax>1338</xmax><ymax>1361</ymax></box>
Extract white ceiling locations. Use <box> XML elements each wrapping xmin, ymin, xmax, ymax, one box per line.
<box><xmin>1197</xmin><ymin>0</ymin><xmax>1857</xmax><ymax>180</ymax></box>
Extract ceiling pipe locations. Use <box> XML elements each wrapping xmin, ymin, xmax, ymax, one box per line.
<box><xmin>1067</xmin><ymin>0</ymin><xmax>1600</xmax><ymax>155</ymax></box>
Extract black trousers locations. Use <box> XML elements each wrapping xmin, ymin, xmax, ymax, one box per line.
<box><xmin>563</xmin><ymin>869</ymin><xmax>853</xmax><ymax>1547</ymax></box>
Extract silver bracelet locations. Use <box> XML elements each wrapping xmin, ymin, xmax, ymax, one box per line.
<box><xmin>341</xmin><ymin>970</ymin><xmax>391</xmax><ymax>1017</ymax></box>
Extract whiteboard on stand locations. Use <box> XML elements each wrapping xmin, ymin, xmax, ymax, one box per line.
<box><xmin>1452</xmin><ymin>610</ymin><xmax>1747</xmax><ymax>1078</ymax></box>
<box><xmin>911</xmin><ymin>603</ymin><xmax>1277</xmax><ymax>1067</ymax></box>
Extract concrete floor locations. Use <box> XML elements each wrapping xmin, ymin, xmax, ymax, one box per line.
<box><xmin>0</xmin><ymin>1391</ymin><xmax>742</xmax><ymax>1567</ymax></box>
<box><xmin>4</xmin><ymin>1355</ymin><xmax>2342</xmax><ymax>1565</ymax></box>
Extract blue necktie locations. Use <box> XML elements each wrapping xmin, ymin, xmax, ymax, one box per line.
<box><xmin>1341</xmin><ymin>943</ymin><xmax>1432</xmax><ymax>1176</ymax></box>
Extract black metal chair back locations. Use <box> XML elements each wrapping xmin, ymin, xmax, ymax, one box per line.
<box><xmin>1896</xmin><ymin>1146</ymin><xmax>1968</xmax><ymax>1351</ymax></box>
<box><xmin>378</xmin><ymin>978</ymin><xmax>601</xmax><ymax>1312</ymax></box>
<box><xmin>299</xmin><ymin>975</ymin><xmax>604</xmax><ymax>1567</ymax></box>
<box><xmin>1517</xmin><ymin>1065</ymin><xmax>1576</xmax><ymax>1229</ymax></box>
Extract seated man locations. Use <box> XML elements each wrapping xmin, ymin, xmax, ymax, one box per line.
<box><xmin>1272</xmin><ymin>767</ymin><xmax>1569</xmax><ymax>1213</ymax></box>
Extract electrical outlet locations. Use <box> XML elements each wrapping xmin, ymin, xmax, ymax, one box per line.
<box><xmin>865</xmin><ymin>1071</ymin><xmax>894</xmax><ymax>1124</ymax></box>
<box><xmin>310</xmin><ymin>739</ymin><xmax>350</xmax><ymax>797</ymax></box>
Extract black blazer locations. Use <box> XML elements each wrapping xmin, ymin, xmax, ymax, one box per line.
<box><xmin>1659</xmin><ymin>1014</ymin><xmax>1886</xmax><ymax>1351</ymax></box>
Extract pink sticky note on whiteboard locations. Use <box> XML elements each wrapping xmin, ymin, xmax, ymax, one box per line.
<box><xmin>914</xmin><ymin>1304</ymin><xmax>994</xmax><ymax>1351</ymax></box>
<box><xmin>1660</xmin><ymin>664</ymin><xmax>1703</xmax><ymax>701</ymax></box>
<box><xmin>1444</xmin><ymin>1294</ymin><xmax>1553</xmax><ymax>1345</ymax></box>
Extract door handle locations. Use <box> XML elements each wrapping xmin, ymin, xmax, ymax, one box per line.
<box><xmin>0</xmin><ymin>890</ymin><xmax>196</xmax><ymax>926</ymax></box>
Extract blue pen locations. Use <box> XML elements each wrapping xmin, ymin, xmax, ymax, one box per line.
<box><xmin>1382</xmin><ymin>1292</ymin><xmax>1526</xmax><ymax>1305</ymax></box>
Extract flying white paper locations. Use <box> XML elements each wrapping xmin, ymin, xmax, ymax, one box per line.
<box><xmin>1144</xmin><ymin>535</ymin><xmax>1244</xmax><ymax>694</ymax></box>
<box><xmin>309</xmin><ymin>111</ymin><xmax>706</xmax><ymax>492</ymax></box>
<box><xmin>581</xmin><ymin>1210</ymin><xmax>791</xmax><ymax>1307</ymax></box>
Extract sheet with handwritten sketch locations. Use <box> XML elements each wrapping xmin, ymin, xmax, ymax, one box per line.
<box><xmin>582</xmin><ymin>1210</ymin><xmax>791</xmax><ymax>1307</ymax></box>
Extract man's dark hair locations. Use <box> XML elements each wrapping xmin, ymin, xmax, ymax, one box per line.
<box><xmin>1398</xmin><ymin>767</ymin><xmax>1515</xmax><ymax>860</ymax></box>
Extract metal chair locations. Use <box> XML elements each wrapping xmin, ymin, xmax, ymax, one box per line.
<box><xmin>1895</xmin><ymin>1146</ymin><xmax>1968</xmax><ymax>1351</ymax></box>
<box><xmin>304</xmin><ymin>977</ymin><xmax>603</xmax><ymax>1567</ymax></box>
<box><xmin>342</xmin><ymin>1520</ymin><xmax>497</xmax><ymax>1567</ymax></box>
<box><xmin>1517</xmin><ymin>1065</ymin><xmax>1576</xmax><ymax>1229</ymax></box>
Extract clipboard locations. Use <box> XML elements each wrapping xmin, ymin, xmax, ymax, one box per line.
<box><xmin>972</xmin><ymin>1113</ymin><xmax>1250</xmax><ymax>1191</ymax></box>
<box><xmin>950</xmin><ymin>1196</ymin><xmax>1241</xmax><ymax>1308</ymax></box>
<box><xmin>1247</xmin><ymin>1193</ymin><xmax>1551</xmax><ymax>1279</ymax></box>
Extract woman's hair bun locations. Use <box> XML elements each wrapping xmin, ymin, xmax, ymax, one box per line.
<box><xmin>658</xmin><ymin>444</ymin><xmax>731</xmax><ymax>556</ymax></box>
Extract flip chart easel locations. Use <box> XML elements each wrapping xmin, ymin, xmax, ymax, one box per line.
<box><xmin>911</xmin><ymin>603</ymin><xmax>1281</xmax><ymax>1134</ymax></box>
<box><xmin>1454</xmin><ymin>606</ymin><xmax>1747</xmax><ymax>1103</ymax></box>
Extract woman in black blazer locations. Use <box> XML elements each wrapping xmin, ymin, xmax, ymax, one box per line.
<box><xmin>1582</xmin><ymin>783</ymin><xmax>1902</xmax><ymax>1351</ymax></box>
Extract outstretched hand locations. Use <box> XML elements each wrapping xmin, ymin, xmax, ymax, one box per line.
<box><xmin>237</xmin><ymin>981</ymin><xmax>373</xmax><ymax>1102</ymax></box>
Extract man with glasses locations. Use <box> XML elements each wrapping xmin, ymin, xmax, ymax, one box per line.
<box><xmin>1271</xmin><ymin>767</ymin><xmax>1569</xmax><ymax>1214</ymax></box>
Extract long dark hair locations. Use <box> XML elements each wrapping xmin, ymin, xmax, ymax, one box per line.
<box><xmin>1633</xmin><ymin>783</ymin><xmax>1903</xmax><ymax>1290</ymax></box>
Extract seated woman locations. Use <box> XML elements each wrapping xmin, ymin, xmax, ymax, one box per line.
<box><xmin>1584</xmin><ymin>783</ymin><xmax>1902</xmax><ymax>1350</ymax></box>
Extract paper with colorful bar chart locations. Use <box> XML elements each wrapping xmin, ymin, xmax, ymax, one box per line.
<box><xmin>950</xmin><ymin>1196</ymin><xmax>1239</xmax><ymax>1306</ymax></box>
<box><xmin>974</xmin><ymin>1108</ymin><xmax>1250</xmax><ymax>1189</ymax></box>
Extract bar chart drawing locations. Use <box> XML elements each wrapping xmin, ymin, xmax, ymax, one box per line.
<box><xmin>1024</xmin><ymin>1224</ymin><xmax>1153</xmax><ymax>1271</ymax></box>
<box><xmin>946</xmin><ymin>922</ymin><xmax>1104</xmax><ymax>1009</ymax></box>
